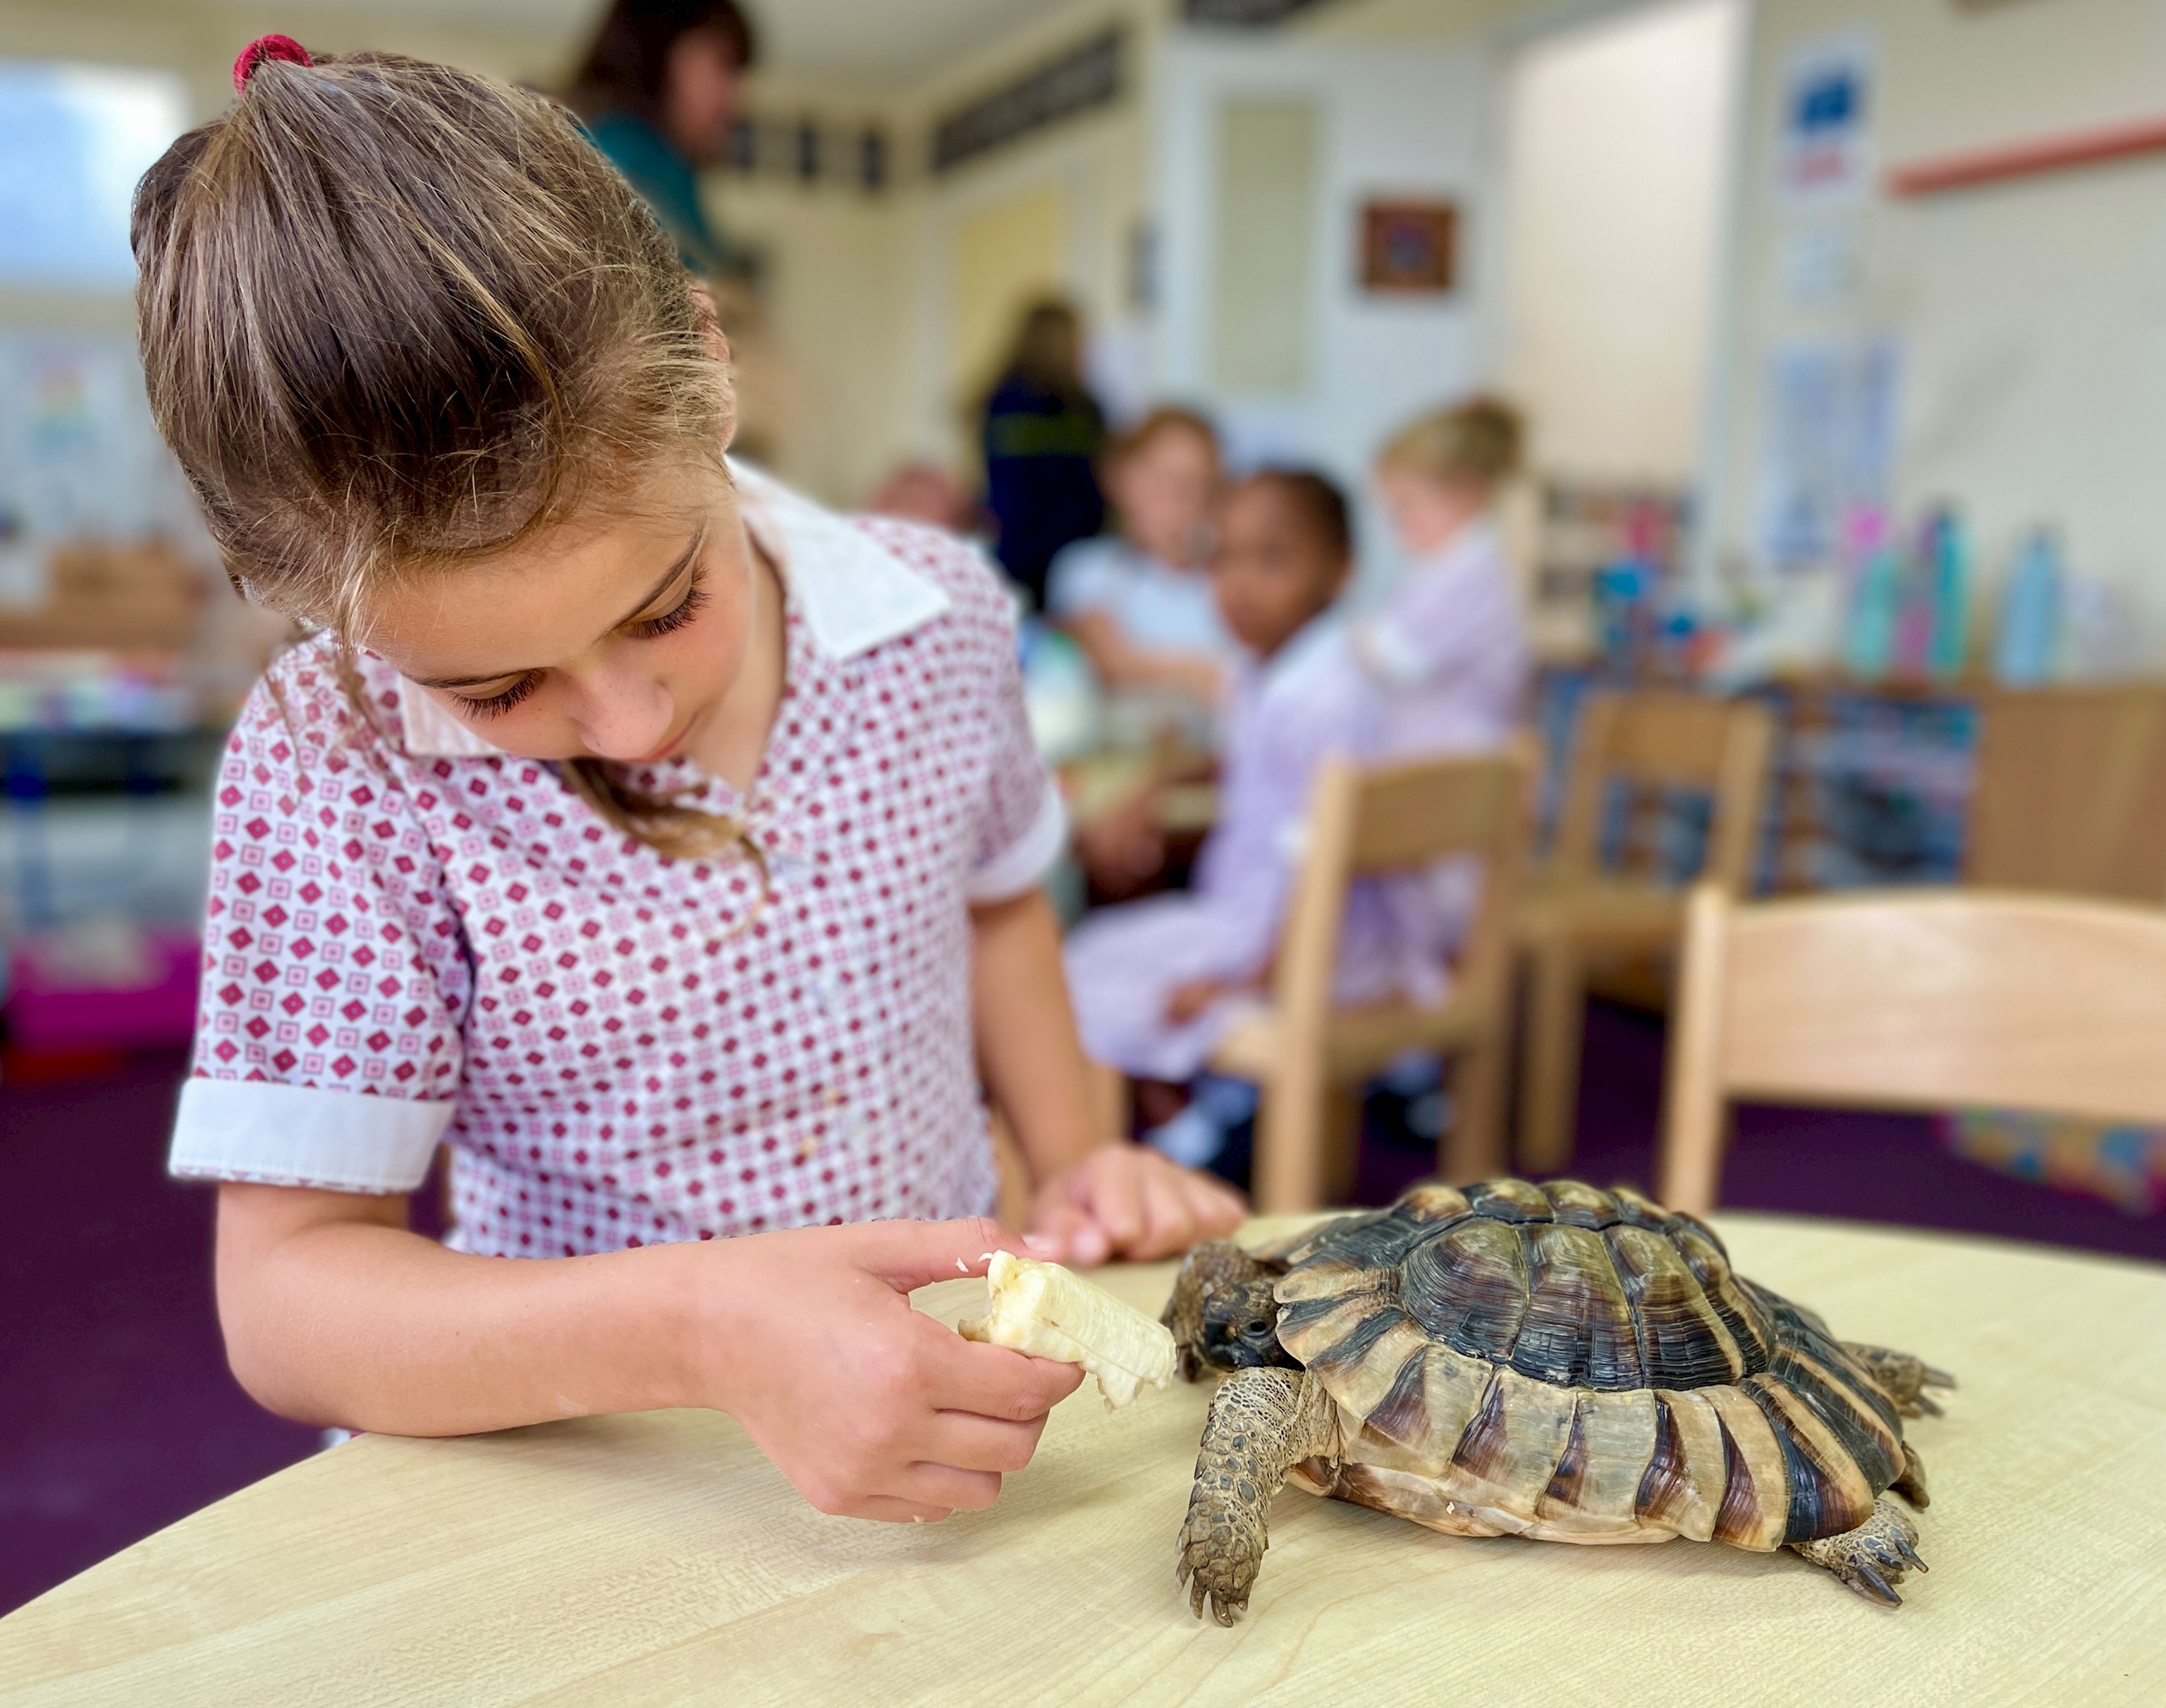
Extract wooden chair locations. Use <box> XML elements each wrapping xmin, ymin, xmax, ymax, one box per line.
<box><xmin>1515</xmin><ymin>690</ymin><xmax>1775</xmax><ymax>1173</ymax></box>
<box><xmin>1209</xmin><ymin>747</ymin><xmax>1534</xmax><ymax>1213</ymax></box>
<box><xmin>1966</xmin><ymin>684</ymin><xmax>2166</xmax><ymax>901</ymax></box>
<box><xmin>1658</xmin><ymin>885</ymin><xmax>2166</xmax><ymax>1215</ymax></box>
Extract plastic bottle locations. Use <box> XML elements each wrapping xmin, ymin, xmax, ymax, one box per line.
<box><xmin>1926</xmin><ymin>505</ymin><xmax>1971</xmax><ymax>680</ymax></box>
<box><xmin>1840</xmin><ymin>505</ymin><xmax>1900</xmax><ymax>681</ymax></box>
<box><xmin>1993</xmin><ymin>527</ymin><xmax>2062</xmax><ymax>687</ymax></box>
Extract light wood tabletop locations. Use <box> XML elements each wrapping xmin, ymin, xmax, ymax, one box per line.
<box><xmin>3</xmin><ymin>1215</ymin><xmax>2162</xmax><ymax>1707</ymax></box>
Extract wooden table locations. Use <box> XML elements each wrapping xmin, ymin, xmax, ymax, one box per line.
<box><xmin>4</xmin><ymin>1217</ymin><xmax>2162</xmax><ymax>1705</ymax></box>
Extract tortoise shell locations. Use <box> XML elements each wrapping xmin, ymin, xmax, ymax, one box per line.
<box><xmin>1266</xmin><ymin>1179</ymin><xmax>1907</xmax><ymax>1550</ymax></box>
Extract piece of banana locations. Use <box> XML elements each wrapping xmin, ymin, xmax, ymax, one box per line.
<box><xmin>959</xmin><ymin>1252</ymin><xmax>1177</xmax><ymax>1410</ymax></box>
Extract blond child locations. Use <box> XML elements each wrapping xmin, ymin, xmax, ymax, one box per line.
<box><xmin>1359</xmin><ymin>397</ymin><xmax>1531</xmax><ymax>754</ymax></box>
<box><xmin>143</xmin><ymin>41</ymin><xmax>1239</xmax><ymax>1525</ymax></box>
<box><xmin>1046</xmin><ymin>406</ymin><xmax>1232</xmax><ymax>716</ymax></box>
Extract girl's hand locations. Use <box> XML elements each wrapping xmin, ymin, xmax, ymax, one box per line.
<box><xmin>1163</xmin><ymin>977</ymin><xmax>1236</xmax><ymax>1026</ymax></box>
<box><xmin>694</xmin><ymin>1217</ymin><xmax>1084</xmax><ymax>1523</ymax></box>
<box><xmin>1027</xmin><ymin>1144</ymin><xmax>1246</xmax><ymax>1267</ymax></box>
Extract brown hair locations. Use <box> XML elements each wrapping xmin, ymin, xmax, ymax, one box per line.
<box><xmin>133</xmin><ymin>49</ymin><xmax>742</xmax><ymax>856</ymax></box>
<box><xmin>568</xmin><ymin>0</ymin><xmax>759</xmax><ymax>126</ymax></box>
<box><xmin>1378</xmin><ymin>395</ymin><xmax>1524</xmax><ymax>489</ymax></box>
<box><xmin>1103</xmin><ymin>405</ymin><xmax>1218</xmax><ymax>471</ymax></box>
<box><xmin>998</xmin><ymin>297</ymin><xmax>1085</xmax><ymax>396</ymax></box>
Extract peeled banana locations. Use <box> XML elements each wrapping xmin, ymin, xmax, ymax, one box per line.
<box><xmin>959</xmin><ymin>1251</ymin><xmax>1177</xmax><ymax>1410</ymax></box>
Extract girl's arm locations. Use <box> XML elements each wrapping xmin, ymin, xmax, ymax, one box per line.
<box><xmin>214</xmin><ymin>1183</ymin><xmax>1080</xmax><ymax>1520</ymax></box>
<box><xmin>1063</xmin><ymin>610</ymin><xmax>1225</xmax><ymax>706</ymax></box>
<box><xmin>969</xmin><ymin>888</ymin><xmax>1245</xmax><ymax>1263</ymax></box>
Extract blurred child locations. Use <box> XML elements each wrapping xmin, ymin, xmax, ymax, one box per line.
<box><xmin>1065</xmin><ymin>472</ymin><xmax>1406</xmax><ymax>1126</ymax></box>
<box><xmin>1357</xmin><ymin>397</ymin><xmax>1530</xmax><ymax>755</ymax></box>
<box><xmin>1046</xmin><ymin>407</ymin><xmax>1231</xmax><ymax>717</ymax></box>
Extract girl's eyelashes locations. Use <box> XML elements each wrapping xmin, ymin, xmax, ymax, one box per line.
<box><xmin>454</xmin><ymin>673</ymin><xmax>541</xmax><ymax>719</ymax></box>
<box><xmin>449</xmin><ymin>567</ymin><xmax>705</xmax><ymax>720</ymax></box>
<box><xmin>626</xmin><ymin>571</ymin><xmax>708</xmax><ymax>639</ymax></box>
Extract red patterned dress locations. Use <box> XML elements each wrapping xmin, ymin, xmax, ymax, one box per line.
<box><xmin>169</xmin><ymin>468</ymin><xmax>1065</xmax><ymax>1256</ymax></box>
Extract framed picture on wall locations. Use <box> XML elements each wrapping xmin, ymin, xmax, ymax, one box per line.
<box><xmin>1359</xmin><ymin>200</ymin><xmax>1457</xmax><ymax>294</ymax></box>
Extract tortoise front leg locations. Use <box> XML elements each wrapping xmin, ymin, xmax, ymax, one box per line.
<box><xmin>1844</xmin><ymin>1343</ymin><xmax>1957</xmax><ymax>1418</ymax></box>
<box><xmin>1175</xmin><ymin>1368</ymin><xmax>1338</xmax><ymax>1626</ymax></box>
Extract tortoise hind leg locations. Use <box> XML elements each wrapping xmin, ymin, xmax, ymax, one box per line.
<box><xmin>1845</xmin><ymin>1343</ymin><xmax>1957</xmax><ymax>1418</ymax></box>
<box><xmin>1790</xmin><ymin>1497</ymin><xmax>1928</xmax><ymax>1608</ymax></box>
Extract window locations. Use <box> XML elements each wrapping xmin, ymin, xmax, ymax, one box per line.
<box><xmin>0</xmin><ymin>60</ymin><xmax>188</xmax><ymax>291</ymax></box>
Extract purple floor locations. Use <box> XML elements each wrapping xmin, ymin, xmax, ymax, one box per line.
<box><xmin>5</xmin><ymin>1011</ymin><xmax>2162</xmax><ymax>1616</ymax></box>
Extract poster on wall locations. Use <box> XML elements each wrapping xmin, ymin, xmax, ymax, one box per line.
<box><xmin>1359</xmin><ymin>201</ymin><xmax>1457</xmax><ymax>294</ymax></box>
<box><xmin>1777</xmin><ymin>31</ymin><xmax>1876</xmax><ymax>207</ymax></box>
<box><xmin>1757</xmin><ymin>334</ymin><xmax>1901</xmax><ymax>570</ymax></box>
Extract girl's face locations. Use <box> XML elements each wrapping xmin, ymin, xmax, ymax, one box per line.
<box><xmin>362</xmin><ymin>458</ymin><xmax>759</xmax><ymax>766</ymax></box>
<box><xmin>1209</xmin><ymin>481</ymin><xmax>1347</xmax><ymax>658</ymax></box>
<box><xmin>1378</xmin><ymin>467</ymin><xmax>1489</xmax><ymax>560</ymax></box>
<box><xmin>1106</xmin><ymin>426</ymin><xmax>1219</xmax><ymax>567</ymax></box>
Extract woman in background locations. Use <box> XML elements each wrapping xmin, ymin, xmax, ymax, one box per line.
<box><xmin>1357</xmin><ymin>396</ymin><xmax>1530</xmax><ymax>755</ymax></box>
<box><xmin>980</xmin><ymin>300</ymin><xmax>1106</xmax><ymax>610</ymax></box>
<box><xmin>568</xmin><ymin>0</ymin><xmax>759</xmax><ymax>285</ymax></box>
<box><xmin>1047</xmin><ymin>406</ymin><xmax>1231</xmax><ymax>717</ymax></box>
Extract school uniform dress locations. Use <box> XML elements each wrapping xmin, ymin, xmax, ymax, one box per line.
<box><xmin>1352</xmin><ymin>517</ymin><xmax>1529</xmax><ymax>757</ymax></box>
<box><xmin>167</xmin><ymin>466</ymin><xmax>1065</xmax><ymax>1256</ymax></box>
<box><xmin>1063</xmin><ymin>615</ymin><xmax>1415</xmax><ymax>1083</ymax></box>
<box><xmin>1346</xmin><ymin>517</ymin><xmax>1533</xmax><ymax>983</ymax></box>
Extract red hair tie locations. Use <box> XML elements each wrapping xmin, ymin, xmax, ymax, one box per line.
<box><xmin>233</xmin><ymin>34</ymin><xmax>312</xmax><ymax>94</ymax></box>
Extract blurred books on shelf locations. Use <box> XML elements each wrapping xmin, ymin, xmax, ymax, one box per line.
<box><xmin>1529</xmin><ymin>479</ymin><xmax>1691</xmax><ymax>671</ymax></box>
<box><xmin>0</xmin><ymin>650</ymin><xmax>200</xmax><ymax>735</ymax></box>
<box><xmin>0</xmin><ymin>537</ymin><xmax>205</xmax><ymax>655</ymax></box>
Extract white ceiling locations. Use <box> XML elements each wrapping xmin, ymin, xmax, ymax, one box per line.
<box><xmin>276</xmin><ymin>0</ymin><xmax>1087</xmax><ymax>87</ymax></box>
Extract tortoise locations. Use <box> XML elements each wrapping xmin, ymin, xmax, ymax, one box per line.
<box><xmin>1161</xmin><ymin>1178</ymin><xmax>1952</xmax><ymax>1624</ymax></box>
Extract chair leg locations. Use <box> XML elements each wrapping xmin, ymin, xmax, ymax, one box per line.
<box><xmin>1321</xmin><ymin>1085</ymin><xmax>1364</xmax><ymax>1207</ymax></box>
<box><xmin>1252</xmin><ymin>1063</ymin><xmax>1330</xmax><ymax>1214</ymax></box>
<box><xmin>1519</xmin><ymin>939</ymin><xmax>1586</xmax><ymax>1174</ymax></box>
<box><xmin>1443</xmin><ymin>1035</ymin><xmax>1507</xmax><ymax>1184</ymax></box>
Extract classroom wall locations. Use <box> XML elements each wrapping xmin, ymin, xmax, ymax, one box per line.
<box><xmin>1151</xmin><ymin>32</ymin><xmax>1498</xmax><ymax>481</ymax></box>
<box><xmin>1703</xmin><ymin>0</ymin><xmax>2166</xmax><ymax>646</ymax></box>
<box><xmin>1498</xmin><ymin>0</ymin><xmax>1742</xmax><ymax>486</ymax></box>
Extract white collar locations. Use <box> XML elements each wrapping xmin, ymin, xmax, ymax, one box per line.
<box><xmin>394</xmin><ymin>458</ymin><xmax>953</xmax><ymax>760</ymax></box>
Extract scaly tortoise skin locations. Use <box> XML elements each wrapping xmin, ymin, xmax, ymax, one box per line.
<box><xmin>1162</xmin><ymin>1178</ymin><xmax>1952</xmax><ymax>1624</ymax></box>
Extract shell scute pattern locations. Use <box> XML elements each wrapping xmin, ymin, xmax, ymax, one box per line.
<box><xmin>1286</xmin><ymin>1179</ymin><xmax>1913</xmax><ymax>1549</ymax></box>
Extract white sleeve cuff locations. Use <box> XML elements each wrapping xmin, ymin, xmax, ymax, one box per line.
<box><xmin>1352</xmin><ymin>616</ymin><xmax>1431</xmax><ymax>689</ymax></box>
<box><xmin>967</xmin><ymin>777</ymin><xmax>1070</xmax><ymax>902</ymax></box>
<box><xmin>169</xmin><ymin>1077</ymin><xmax>455</xmax><ymax>1195</ymax></box>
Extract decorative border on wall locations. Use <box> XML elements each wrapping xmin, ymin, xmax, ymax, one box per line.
<box><xmin>931</xmin><ymin>30</ymin><xmax>1124</xmax><ymax>175</ymax></box>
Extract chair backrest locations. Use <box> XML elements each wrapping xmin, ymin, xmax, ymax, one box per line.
<box><xmin>1966</xmin><ymin>684</ymin><xmax>2166</xmax><ymax>900</ymax></box>
<box><xmin>1271</xmin><ymin>746</ymin><xmax>1534</xmax><ymax>1038</ymax></box>
<box><xmin>1551</xmin><ymin>690</ymin><xmax>1775</xmax><ymax>893</ymax></box>
<box><xmin>1658</xmin><ymin>883</ymin><xmax>2166</xmax><ymax>1212</ymax></box>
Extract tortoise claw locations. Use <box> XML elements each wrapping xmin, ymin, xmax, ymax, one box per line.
<box><xmin>1789</xmin><ymin>1496</ymin><xmax>1927</xmax><ymax>1610</ymax></box>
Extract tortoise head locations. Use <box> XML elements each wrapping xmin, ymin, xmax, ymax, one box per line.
<box><xmin>1161</xmin><ymin>1241</ymin><xmax>1298</xmax><ymax>1379</ymax></box>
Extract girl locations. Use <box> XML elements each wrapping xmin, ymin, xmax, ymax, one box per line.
<box><xmin>145</xmin><ymin>43</ymin><xmax>1240</xmax><ymax>1525</ymax></box>
<box><xmin>1356</xmin><ymin>398</ymin><xmax>1531</xmax><ymax>755</ymax></box>
<box><xmin>1046</xmin><ymin>407</ymin><xmax>1232</xmax><ymax>719</ymax></box>
<box><xmin>1063</xmin><ymin>472</ymin><xmax>1404</xmax><ymax>1106</ymax></box>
